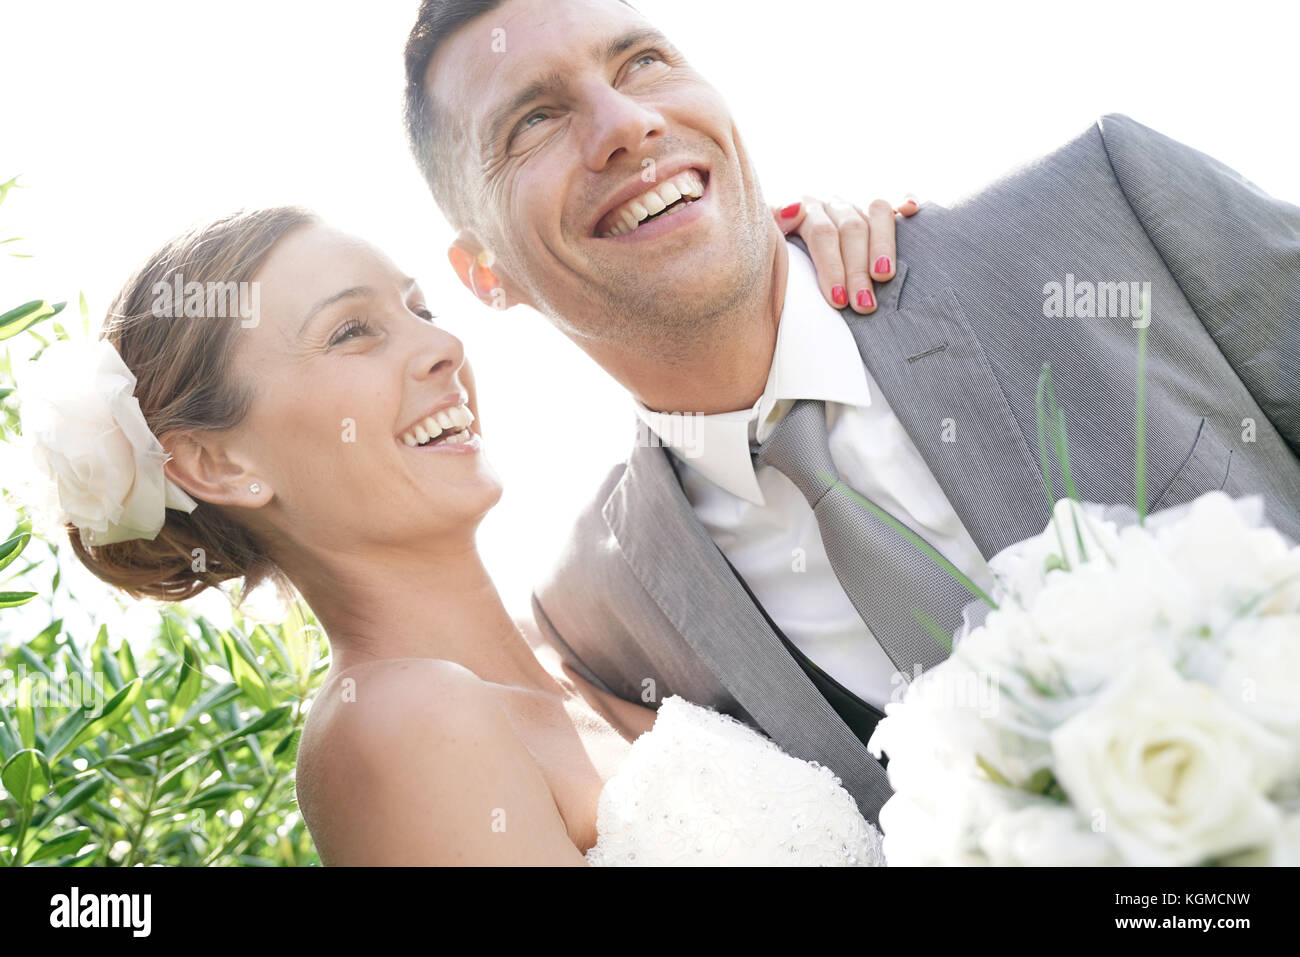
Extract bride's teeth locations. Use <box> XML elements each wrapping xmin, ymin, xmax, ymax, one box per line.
<box><xmin>413</xmin><ymin>424</ymin><xmax>430</xmax><ymax>444</ymax></box>
<box><xmin>434</xmin><ymin>410</ymin><xmax>455</xmax><ymax>430</ymax></box>
<box><xmin>402</xmin><ymin>433</ymin><xmax>418</xmax><ymax>447</ymax></box>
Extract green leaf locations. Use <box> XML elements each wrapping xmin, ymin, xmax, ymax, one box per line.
<box><xmin>26</xmin><ymin>618</ymin><xmax>62</xmax><ymax>657</ymax></box>
<box><xmin>213</xmin><ymin>705</ymin><xmax>291</xmax><ymax>750</ymax></box>
<box><xmin>45</xmin><ymin>775</ymin><xmax>103</xmax><ymax>818</ymax></box>
<box><xmin>121</xmin><ymin>726</ymin><xmax>193</xmax><ymax>759</ymax></box>
<box><xmin>184</xmin><ymin>781</ymin><xmax>252</xmax><ymax>810</ymax></box>
<box><xmin>169</xmin><ymin>639</ymin><xmax>203</xmax><ymax>725</ymax></box>
<box><xmin>0</xmin><ymin>176</ymin><xmax>20</xmax><ymax>206</ymax></box>
<box><xmin>0</xmin><ymin>299</ymin><xmax>64</xmax><ymax>341</ymax></box>
<box><xmin>826</xmin><ymin>475</ymin><xmax>998</xmax><ymax>610</ymax></box>
<box><xmin>0</xmin><ymin>591</ymin><xmax>38</xmax><ymax>609</ymax></box>
<box><xmin>272</xmin><ymin>727</ymin><xmax>302</xmax><ymax>760</ymax></box>
<box><xmin>44</xmin><ymin>707</ymin><xmax>93</xmax><ymax>763</ymax></box>
<box><xmin>116</xmin><ymin>640</ymin><xmax>138</xmax><ymax>684</ymax></box>
<box><xmin>27</xmin><ymin>827</ymin><xmax>92</xmax><ymax>863</ymax></box>
<box><xmin>15</xmin><ymin>675</ymin><xmax>35</xmax><ymax>750</ymax></box>
<box><xmin>101</xmin><ymin>756</ymin><xmax>155</xmax><ymax>778</ymax></box>
<box><xmin>2</xmin><ymin>748</ymin><xmax>51</xmax><ymax>805</ymax></box>
<box><xmin>60</xmin><ymin>678</ymin><xmax>143</xmax><ymax>757</ymax></box>
<box><xmin>0</xmin><ymin>532</ymin><xmax>29</xmax><ymax>573</ymax></box>
<box><xmin>975</xmin><ymin>753</ymin><xmax>1013</xmax><ymax>788</ymax></box>
<box><xmin>221</xmin><ymin>631</ymin><xmax>273</xmax><ymax>710</ymax></box>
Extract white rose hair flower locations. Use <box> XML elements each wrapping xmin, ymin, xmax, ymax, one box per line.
<box><xmin>14</xmin><ymin>336</ymin><xmax>198</xmax><ymax>547</ymax></box>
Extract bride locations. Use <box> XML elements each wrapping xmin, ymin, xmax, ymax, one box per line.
<box><xmin>26</xmin><ymin>200</ymin><xmax>909</xmax><ymax>866</ymax></box>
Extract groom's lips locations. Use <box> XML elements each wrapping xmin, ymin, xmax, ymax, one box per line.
<box><xmin>591</xmin><ymin>164</ymin><xmax>710</xmax><ymax>238</ymax></box>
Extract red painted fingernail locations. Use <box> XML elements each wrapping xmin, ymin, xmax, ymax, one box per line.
<box><xmin>780</xmin><ymin>203</ymin><xmax>802</xmax><ymax>219</ymax></box>
<box><xmin>832</xmin><ymin>285</ymin><xmax>847</xmax><ymax>307</ymax></box>
<box><xmin>857</xmin><ymin>289</ymin><xmax>876</xmax><ymax>310</ymax></box>
<box><xmin>875</xmin><ymin>256</ymin><xmax>892</xmax><ymax>275</ymax></box>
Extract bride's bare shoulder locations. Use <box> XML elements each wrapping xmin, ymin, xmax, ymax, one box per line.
<box><xmin>296</xmin><ymin>658</ymin><xmax>583</xmax><ymax>866</ymax></box>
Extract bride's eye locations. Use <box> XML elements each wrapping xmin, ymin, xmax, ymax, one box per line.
<box><xmin>330</xmin><ymin>317</ymin><xmax>373</xmax><ymax>346</ymax></box>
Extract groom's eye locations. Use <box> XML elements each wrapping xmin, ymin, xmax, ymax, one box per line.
<box><xmin>624</xmin><ymin>49</ymin><xmax>667</xmax><ymax>77</ymax></box>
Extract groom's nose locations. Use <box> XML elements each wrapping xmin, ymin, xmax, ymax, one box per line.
<box><xmin>579</xmin><ymin>84</ymin><xmax>665</xmax><ymax>172</ymax></box>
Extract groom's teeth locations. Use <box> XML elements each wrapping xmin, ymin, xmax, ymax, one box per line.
<box><xmin>597</xmin><ymin>169</ymin><xmax>705</xmax><ymax>238</ymax></box>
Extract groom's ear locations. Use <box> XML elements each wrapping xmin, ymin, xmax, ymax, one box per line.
<box><xmin>447</xmin><ymin>233</ymin><xmax>525</xmax><ymax>312</ymax></box>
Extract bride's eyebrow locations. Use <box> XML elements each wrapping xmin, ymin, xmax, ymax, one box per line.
<box><xmin>299</xmin><ymin>286</ymin><xmax>374</xmax><ymax>335</ymax></box>
<box><xmin>299</xmin><ymin>278</ymin><xmax>418</xmax><ymax>334</ymax></box>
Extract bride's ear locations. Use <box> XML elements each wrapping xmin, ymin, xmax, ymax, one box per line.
<box><xmin>159</xmin><ymin>430</ymin><xmax>269</xmax><ymax>510</ymax></box>
<box><xmin>448</xmin><ymin>233</ymin><xmax>525</xmax><ymax>311</ymax></box>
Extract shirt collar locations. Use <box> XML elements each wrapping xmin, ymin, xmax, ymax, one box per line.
<box><xmin>633</xmin><ymin>242</ymin><xmax>873</xmax><ymax>506</ymax></box>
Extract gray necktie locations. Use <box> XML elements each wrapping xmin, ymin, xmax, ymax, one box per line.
<box><xmin>752</xmin><ymin>398</ymin><xmax>974</xmax><ymax>676</ymax></box>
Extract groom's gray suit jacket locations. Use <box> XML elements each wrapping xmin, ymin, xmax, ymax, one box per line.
<box><xmin>531</xmin><ymin>114</ymin><xmax>1300</xmax><ymax>825</ymax></box>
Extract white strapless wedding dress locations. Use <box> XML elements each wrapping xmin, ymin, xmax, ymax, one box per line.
<box><xmin>584</xmin><ymin>695</ymin><xmax>886</xmax><ymax>866</ymax></box>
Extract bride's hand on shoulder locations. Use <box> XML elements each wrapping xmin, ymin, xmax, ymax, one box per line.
<box><xmin>772</xmin><ymin>194</ymin><xmax>920</xmax><ymax>315</ymax></box>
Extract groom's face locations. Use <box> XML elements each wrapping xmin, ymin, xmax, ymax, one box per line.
<box><xmin>425</xmin><ymin>0</ymin><xmax>772</xmax><ymax>346</ymax></box>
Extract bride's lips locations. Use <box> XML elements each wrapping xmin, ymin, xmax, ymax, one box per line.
<box><xmin>591</xmin><ymin>165</ymin><xmax>710</xmax><ymax>240</ymax></box>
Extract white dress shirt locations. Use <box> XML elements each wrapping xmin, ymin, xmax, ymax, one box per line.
<box><xmin>634</xmin><ymin>243</ymin><xmax>994</xmax><ymax>710</ymax></box>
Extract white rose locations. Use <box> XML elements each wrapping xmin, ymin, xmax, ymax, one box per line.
<box><xmin>1154</xmin><ymin>491</ymin><xmax>1300</xmax><ymax>617</ymax></box>
<box><xmin>979</xmin><ymin>803</ymin><xmax>1121</xmax><ymax>866</ymax></box>
<box><xmin>1051</xmin><ymin>652</ymin><xmax>1289</xmax><ymax>865</ymax></box>
<box><xmin>16</xmin><ymin>338</ymin><xmax>197</xmax><ymax>545</ymax></box>
<box><xmin>1021</xmin><ymin>533</ymin><xmax>1190</xmax><ymax>693</ymax></box>
<box><xmin>986</xmin><ymin>498</ymin><xmax>1124</xmax><ymax>608</ymax></box>
<box><xmin>1210</xmin><ymin>615</ymin><xmax>1300</xmax><ymax>778</ymax></box>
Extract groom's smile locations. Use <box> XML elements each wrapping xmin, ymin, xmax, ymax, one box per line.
<box><xmin>417</xmin><ymin>0</ymin><xmax>775</xmax><ymax>350</ymax></box>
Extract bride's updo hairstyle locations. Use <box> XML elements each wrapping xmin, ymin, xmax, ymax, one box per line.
<box><xmin>68</xmin><ymin>206</ymin><xmax>318</xmax><ymax>602</ymax></box>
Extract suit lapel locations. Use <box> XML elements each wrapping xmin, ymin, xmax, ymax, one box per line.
<box><xmin>843</xmin><ymin>258</ymin><xmax>1050</xmax><ymax>558</ymax></box>
<box><xmin>601</xmin><ymin>439</ymin><xmax>894</xmax><ymax>821</ymax></box>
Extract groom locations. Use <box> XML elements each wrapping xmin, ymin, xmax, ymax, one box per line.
<box><xmin>403</xmin><ymin>0</ymin><xmax>1300</xmax><ymax>822</ymax></box>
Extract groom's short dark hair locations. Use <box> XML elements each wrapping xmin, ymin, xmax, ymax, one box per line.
<box><xmin>403</xmin><ymin>0</ymin><xmax>511</xmax><ymax>228</ymax></box>
<box><xmin>403</xmin><ymin>0</ymin><xmax>634</xmax><ymax>228</ymax></box>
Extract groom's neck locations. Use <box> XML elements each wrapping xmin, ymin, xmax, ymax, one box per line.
<box><xmin>592</xmin><ymin>236</ymin><xmax>789</xmax><ymax>416</ymax></box>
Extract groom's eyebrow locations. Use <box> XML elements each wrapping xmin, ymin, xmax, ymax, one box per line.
<box><xmin>482</xmin><ymin>28</ymin><xmax>673</xmax><ymax>147</ymax></box>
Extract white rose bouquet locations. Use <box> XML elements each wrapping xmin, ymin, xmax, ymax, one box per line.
<box><xmin>867</xmin><ymin>491</ymin><xmax>1300</xmax><ymax>866</ymax></box>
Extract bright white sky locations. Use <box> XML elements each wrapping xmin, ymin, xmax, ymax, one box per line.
<box><xmin>3</xmin><ymin>0</ymin><xmax>1299</xmax><ymax>637</ymax></box>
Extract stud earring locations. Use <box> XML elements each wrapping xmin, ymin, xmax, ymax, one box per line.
<box><xmin>249</xmin><ymin>483</ymin><xmax>261</xmax><ymax>494</ymax></box>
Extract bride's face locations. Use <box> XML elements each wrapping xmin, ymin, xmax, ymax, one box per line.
<box><xmin>229</xmin><ymin>223</ymin><xmax>502</xmax><ymax>555</ymax></box>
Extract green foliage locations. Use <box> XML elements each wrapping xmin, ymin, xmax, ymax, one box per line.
<box><xmin>0</xmin><ymin>176</ymin><xmax>330</xmax><ymax>866</ymax></box>
<box><xmin>0</xmin><ymin>604</ymin><xmax>328</xmax><ymax>866</ymax></box>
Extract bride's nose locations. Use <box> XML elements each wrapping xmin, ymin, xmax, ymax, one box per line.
<box><xmin>408</xmin><ymin>325</ymin><xmax>466</xmax><ymax>383</ymax></box>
